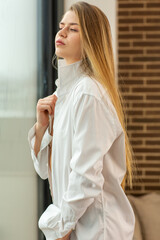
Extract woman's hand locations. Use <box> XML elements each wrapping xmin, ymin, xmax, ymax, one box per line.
<box><xmin>34</xmin><ymin>94</ymin><xmax>57</xmax><ymax>156</ymax></box>
<box><xmin>36</xmin><ymin>94</ymin><xmax>58</xmax><ymax>129</ymax></box>
<box><xmin>57</xmin><ymin>230</ymin><xmax>72</xmax><ymax>240</ymax></box>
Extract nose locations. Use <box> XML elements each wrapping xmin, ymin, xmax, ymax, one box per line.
<box><xmin>58</xmin><ymin>27</ymin><xmax>67</xmax><ymax>38</ymax></box>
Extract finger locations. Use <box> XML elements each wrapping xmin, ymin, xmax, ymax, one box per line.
<box><xmin>51</xmin><ymin>96</ymin><xmax>58</xmax><ymax>104</ymax></box>
<box><xmin>37</xmin><ymin>104</ymin><xmax>53</xmax><ymax>115</ymax></box>
<box><xmin>38</xmin><ymin>98</ymin><xmax>57</xmax><ymax>106</ymax></box>
<box><xmin>42</xmin><ymin>94</ymin><xmax>58</xmax><ymax>101</ymax></box>
<box><xmin>41</xmin><ymin>102</ymin><xmax>56</xmax><ymax>116</ymax></box>
<box><xmin>53</xmin><ymin>94</ymin><xmax>58</xmax><ymax>101</ymax></box>
<box><xmin>37</xmin><ymin>96</ymin><xmax>57</xmax><ymax>115</ymax></box>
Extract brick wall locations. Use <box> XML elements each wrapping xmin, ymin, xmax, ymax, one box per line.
<box><xmin>117</xmin><ymin>0</ymin><xmax>160</xmax><ymax>194</ymax></box>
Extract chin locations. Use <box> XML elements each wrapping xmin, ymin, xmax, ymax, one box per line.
<box><xmin>55</xmin><ymin>51</ymin><xmax>65</xmax><ymax>59</ymax></box>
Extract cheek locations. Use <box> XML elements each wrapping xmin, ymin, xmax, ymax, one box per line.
<box><xmin>75</xmin><ymin>38</ymin><xmax>82</xmax><ymax>55</ymax></box>
<box><xmin>70</xmin><ymin>36</ymin><xmax>81</xmax><ymax>49</ymax></box>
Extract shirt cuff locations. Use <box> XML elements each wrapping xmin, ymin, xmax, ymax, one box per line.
<box><xmin>38</xmin><ymin>204</ymin><xmax>75</xmax><ymax>240</ymax></box>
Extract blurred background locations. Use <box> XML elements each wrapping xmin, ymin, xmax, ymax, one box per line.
<box><xmin>0</xmin><ymin>0</ymin><xmax>160</xmax><ymax>240</ymax></box>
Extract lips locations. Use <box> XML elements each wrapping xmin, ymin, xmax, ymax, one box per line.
<box><xmin>56</xmin><ymin>39</ymin><xmax>65</xmax><ymax>45</ymax></box>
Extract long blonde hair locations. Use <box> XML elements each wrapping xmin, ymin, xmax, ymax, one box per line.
<box><xmin>70</xmin><ymin>1</ymin><xmax>135</xmax><ymax>190</ymax></box>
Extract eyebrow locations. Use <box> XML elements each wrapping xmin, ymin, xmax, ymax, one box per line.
<box><xmin>59</xmin><ymin>22</ymin><xmax>79</xmax><ymax>26</ymax></box>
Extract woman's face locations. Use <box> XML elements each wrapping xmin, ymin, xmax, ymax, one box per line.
<box><xmin>55</xmin><ymin>10</ymin><xmax>82</xmax><ymax>65</ymax></box>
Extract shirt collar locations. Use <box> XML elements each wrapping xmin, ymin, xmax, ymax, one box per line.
<box><xmin>55</xmin><ymin>59</ymin><xmax>83</xmax><ymax>97</ymax></box>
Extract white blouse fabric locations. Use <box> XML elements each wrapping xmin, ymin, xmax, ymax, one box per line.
<box><xmin>28</xmin><ymin>60</ymin><xmax>135</xmax><ymax>240</ymax></box>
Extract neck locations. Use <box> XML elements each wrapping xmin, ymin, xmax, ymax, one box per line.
<box><xmin>55</xmin><ymin>58</ymin><xmax>84</xmax><ymax>97</ymax></box>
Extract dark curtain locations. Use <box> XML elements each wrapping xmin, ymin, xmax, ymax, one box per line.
<box><xmin>37</xmin><ymin>1</ymin><xmax>64</xmax><ymax>239</ymax></box>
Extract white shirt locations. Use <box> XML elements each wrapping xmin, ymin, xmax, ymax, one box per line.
<box><xmin>28</xmin><ymin>60</ymin><xmax>135</xmax><ymax>240</ymax></box>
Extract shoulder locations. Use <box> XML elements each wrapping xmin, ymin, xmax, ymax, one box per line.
<box><xmin>71</xmin><ymin>75</ymin><xmax>123</xmax><ymax>135</ymax></box>
<box><xmin>73</xmin><ymin>75</ymin><xmax>106</xmax><ymax>101</ymax></box>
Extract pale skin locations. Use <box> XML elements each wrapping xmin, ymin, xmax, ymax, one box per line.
<box><xmin>34</xmin><ymin>10</ymin><xmax>82</xmax><ymax>240</ymax></box>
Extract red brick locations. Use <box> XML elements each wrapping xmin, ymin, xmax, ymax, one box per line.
<box><xmin>147</xmin><ymin>126</ymin><xmax>160</xmax><ymax>130</ymax></box>
<box><xmin>131</xmin><ymin>11</ymin><xmax>160</xmax><ymax>16</ymax></box>
<box><xmin>146</xmin><ymin>156</ymin><xmax>160</xmax><ymax>160</ymax></box>
<box><xmin>147</xmin><ymin>65</ymin><xmax>160</xmax><ymax>69</ymax></box>
<box><xmin>133</xmin><ymin>102</ymin><xmax>160</xmax><ymax>108</ymax></box>
<box><xmin>132</xmin><ymin>117</ymin><xmax>160</xmax><ymax>123</ymax></box>
<box><xmin>119</xmin><ymin>26</ymin><xmax>130</xmax><ymax>31</ymax></box>
<box><xmin>127</xmin><ymin>110</ymin><xmax>143</xmax><ymax>115</ymax></box>
<box><xmin>119</xmin><ymin>42</ymin><xmax>130</xmax><ymax>47</ymax></box>
<box><xmin>137</xmin><ymin>164</ymin><xmax>160</xmax><ymax>169</ymax></box>
<box><xmin>132</xmin><ymin>72</ymin><xmax>160</xmax><ymax>77</ymax></box>
<box><xmin>146</xmin><ymin>95</ymin><xmax>160</xmax><ymax>100</ymax></box>
<box><xmin>119</xmin><ymin>64</ymin><xmax>144</xmax><ymax>70</ymax></box>
<box><xmin>146</xmin><ymin>171</ymin><xmax>160</xmax><ymax>176</ymax></box>
<box><xmin>119</xmin><ymin>18</ymin><xmax>144</xmax><ymax>24</ymax></box>
<box><xmin>133</xmin><ymin>148</ymin><xmax>160</xmax><ymax>153</ymax></box>
<box><xmin>146</xmin><ymin>34</ymin><xmax>160</xmax><ymax>39</ymax></box>
<box><xmin>130</xmin><ymin>140</ymin><xmax>143</xmax><ymax>145</ymax></box>
<box><xmin>147</xmin><ymin>80</ymin><xmax>160</xmax><ymax>84</ymax></box>
<box><xmin>127</xmin><ymin>125</ymin><xmax>143</xmax><ymax>131</ymax></box>
<box><xmin>147</xmin><ymin>18</ymin><xmax>160</xmax><ymax>23</ymax></box>
<box><xmin>147</xmin><ymin>49</ymin><xmax>160</xmax><ymax>54</ymax></box>
<box><xmin>119</xmin><ymin>3</ymin><xmax>144</xmax><ymax>8</ymax></box>
<box><xmin>119</xmin><ymin>49</ymin><xmax>143</xmax><ymax>54</ymax></box>
<box><xmin>119</xmin><ymin>34</ymin><xmax>143</xmax><ymax>39</ymax></box>
<box><xmin>132</xmin><ymin>133</ymin><xmax>160</xmax><ymax>138</ymax></box>
<box><xmin>132</xmin><ymin>87</ymin><xmax>160</xmax><ymax>92</ymax></box>
<box><xmin>118</xmin><ymin>11</ymin><xmax>129</xmax><ymax>16</ymax></box>
<box><xmin>146</xmin><ymin>140</ymin><xmax>160</xmax><ymax>145</ymax></box>
<box><xmin>123</xmin><ymin>95</ymin><xmax>143</xmax><ymax>100</ymax></box>
<box><xmin>118</xmin><ymin>57</ymin><xmax>130</xmax><ymax>62</ymax></box>
<box><xmin>133</xmin><ymin>41</ymin><xmax>160</xmax><ymax>47</ymax></box>
<box><xmin>133</xmin><ymin>56</ymin><xmax>160</xmax><ymax>61</ymax></box>
<box><xmin>147</xmin><ymin>3</ymin><xmax>160</xmax><ymax>8</ymax></box>
<box><xmin>145</xmin><ymin>186</ymin><xmax>160</xmax><ymax>191</ymax></box>
<box><xmin>133</xmin><ymin>26</ymin><xmax>160</xmax><ymax>31</ymax></box>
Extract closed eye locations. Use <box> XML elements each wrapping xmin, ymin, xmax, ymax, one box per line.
<box><xmin>58</xmin><ymin>26</ymin><xmax>79</xmax><ymax>32</ymax></box>
<box><xmin>70</xmin><ymin>28</ymin><xmax>78</xmax><ymax>32</ymax></box>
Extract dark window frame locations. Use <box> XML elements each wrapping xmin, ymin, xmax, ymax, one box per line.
<box><xmin>37</xmin><ymin>1</ymin><xmax>64</xmax><ymax>239</ymax></box>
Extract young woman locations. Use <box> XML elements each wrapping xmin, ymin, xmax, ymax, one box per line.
<box><xmin>28</xmin><ymin>2</ymin><xmax>135</xmax><ymax>240</ymax></box>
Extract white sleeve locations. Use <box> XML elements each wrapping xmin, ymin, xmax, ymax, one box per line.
<box><xmin>28</xmin><ymin>90</ymin><xmax>57</xmax><ymax>179</ymax></box>
<box><xmin>38</xmin><ymin>93</ymin><xmax>119</xmax><ymax>240</ymax></box>
<box><xmin>28</xmin><ymin>124</ymin><xmax>52</xmax><ymax>180</ymax></box>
